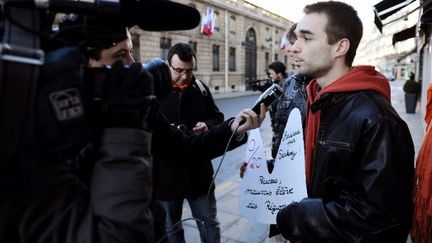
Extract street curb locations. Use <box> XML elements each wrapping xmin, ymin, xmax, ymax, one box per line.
<box><xmin>213</xmin><ymin>90</ymin><xmax>259</xmax><ymax>100</ymax></box>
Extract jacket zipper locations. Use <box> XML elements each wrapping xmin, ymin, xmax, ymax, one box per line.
<box><xmin>318</xmin><ymin>140</ymin><xmax>351</xmax><ymax>149</ymax></box>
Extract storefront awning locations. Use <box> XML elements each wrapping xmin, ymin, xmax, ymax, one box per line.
<box><xmin>392</xmin><ymin>24</ymin><xmax>416</xmax><ymax>45</ymax></box>
<box><xmin>374</xmin><ymin>0</ymin><xmax>416</xmax><ymax>32</ymax></box>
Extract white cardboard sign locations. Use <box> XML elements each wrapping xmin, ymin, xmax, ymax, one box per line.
<box><xmin>239</xmin><ymin>108</ymin><xmax>308</xmax><ymax>224</ymax></box>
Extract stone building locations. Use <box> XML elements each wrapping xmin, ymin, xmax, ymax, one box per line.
<box><xmin>130</xmin><ymin>0</ymin><xmax>293</xmax><ymax>93</ymax></box>
<box><xmin>356</xmin><ymin>0</ymin><xmax>419</xmax><ymax>82</ymax></box>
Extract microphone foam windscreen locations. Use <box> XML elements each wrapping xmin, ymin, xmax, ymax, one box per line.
<box><xmin>121</xmin><ymin>0</ymin><xmax>201</xmax><ymax>31</ymax></box>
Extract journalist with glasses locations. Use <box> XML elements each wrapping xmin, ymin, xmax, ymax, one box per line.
<box><xmin>156</xmin><ymin>43</ymin><xmax>224</xmax><ymax>243</ymax></box>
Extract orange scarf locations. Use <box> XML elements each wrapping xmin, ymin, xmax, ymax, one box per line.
<box><xmin>411</xmin><ymin>84</ymin><xmax>432</xmax><ymax>243</ymax></box>
<box><xmin>172</xmin><ymin>81</ymin><xmax>190</xmax><ymax>91</ymax></box>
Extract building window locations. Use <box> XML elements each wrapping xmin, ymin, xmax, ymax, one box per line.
<box><xmin>265</xmin><ymin>52</ymin><xmax>269</xmax><ymax>70</ymax></box>
<box><xmin>274</xmin><ymin>54</ymin><xmax>278</xmax><ymax>61</ymax></box>
<box><xmin>214</xmin><ymin>11</ymin><xmax>220</xmax><ymax>32</ymax></box>
<box><xmin>229</xmin><ymin>47</ymin><xmax>236</xmax><ymax>72</ymax></box>
<box><xmin>131</xmin><ymin>34</ymin><xmax>140</xmax><ymax>62</ymax></box>
<box><xmin>229</xmin><ymin>16</ymin><xmax>236</xmax><ymax>34</ymax></box>
<box><xmin>160</xmin><ymin>37</ymin><xmax>172</xmax><ymax>60</ymax></box>
<box><xmin>265</xmin><ymin>26</ymin><xmax>272</xmax><ymax>44</ymax></box>
<box><xmin>212</xmin><ymin>44</ymin><xmax>220</xmax><ymax>71</ymax></box>
<box><xmin>189</xmin><ymin>41</ymin><xmax>198</xmax><ymax>71</ymax></box>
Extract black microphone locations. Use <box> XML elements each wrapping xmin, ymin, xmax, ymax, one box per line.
<box><xmin>6</xmin><ymin>0</ymin><xmax>119</xmax><ymax>14</ymax></box>
<box><xmin>239</xmin><ymin>83</ymin><xmax>284</xmax><ymax>126</ymax></box>
<box><xmin>9</xmin><ymin>0</ymin><xmax>201</xmax><ymax>31</ymax></box>
<box><xmin>48</xmin><ymin>0</ymin><xmax>118</xmax><ymax>15</ymax></box>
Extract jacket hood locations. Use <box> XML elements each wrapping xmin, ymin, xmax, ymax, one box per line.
<box><xmin>307</xmin><ymin>65</ymin><xmax>391</xmax><ymax>103</ymax></box>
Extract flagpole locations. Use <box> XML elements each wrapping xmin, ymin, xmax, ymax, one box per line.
<box><xmin>225</xmin><ymin>9</ymin><xmax>229</xmax><ymax>92</ymax></box>
<box><xmin>271</xmin><ymin>25</ymin><xmax>275</xmax><ymax>62</ymax></box>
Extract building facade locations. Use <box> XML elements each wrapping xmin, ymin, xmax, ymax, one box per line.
<box><xmin>356</xmin><ymin>1</ymin><xmax>419</xmax><ymax>81</ymax></box>
<box><xmin>130</xmin><ymin>0</ymin><xmax>293</xmax><ymax>93</ymax></box>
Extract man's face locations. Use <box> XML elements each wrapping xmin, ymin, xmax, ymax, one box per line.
<box><xmin>88</xmin><ymin>33</ymin><xmax>134</xmax><ymax>67</ymax></box>
<box><xmin>291</xmin><ymin>13</ymin><xmax>334</xmax><ymax>78</ymax></box>
<box><xmin>169</xmin><ymin>54</ymin><xmax>195</xmax><ymax>84</ymax></box>
<box><xmin>284</xmin><ymin>42</ymin><xmax>295</xmax><ymax>67</ymax></box>
<box><xmin>268</xmin><ymin>69</ymin><xmax>283</xmax><ymax>81</ymax></box>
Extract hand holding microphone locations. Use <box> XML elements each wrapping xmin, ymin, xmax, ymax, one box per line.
<box><xmin>230</xmin><ymin>83</ymin><xmax>283</xmax><ymax>134</ymax></box>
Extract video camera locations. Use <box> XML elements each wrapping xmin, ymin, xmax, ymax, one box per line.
<box><xmin>0</xmin><ymin>0</ymin><xmax>201</xmax><ymax>165</ymax></box>
<box><xmin>247</xmin><ymin>79</ymin><xmax>270</xmax><ymax>85</ymax></box>
<box><xmin>246</xmin><ymin>70</ymin><xmax>271</xmax><ymax>91</ymax></box>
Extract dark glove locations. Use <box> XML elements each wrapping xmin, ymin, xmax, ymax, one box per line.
<box><xmin>104</xmin><ymin>60</ymin><xmax>156</xmax><ymax>130</ymax></box>
<box><xmin>276</xmin><ymin>202</ymin><xmax>301</xmax><ymax>242</ymax></box>
<box><xmin>268</xmin><ymin>224</ymin><xmax>281</xmax><ymax>238</ymax></box>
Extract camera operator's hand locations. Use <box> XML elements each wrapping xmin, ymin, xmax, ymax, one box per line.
<box><xmin>230</xmin><ymin>103</ymin><xmax>267</xmax><ymax>134</ymax></box>
<box><xmin>104</xmin><ymin>60</ymin><xmax>156</xmax><ymax>130</ymax></box>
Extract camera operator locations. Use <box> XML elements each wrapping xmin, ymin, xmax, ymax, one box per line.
<box><xmin>0</xmin><ymin>2</ymin><xmax>267</xmax><ymax>243</ymax></box>
<box><xmin>0</xmin><ymin>12</ymin><xmax>157</xmax><ymax>243</ymax></box>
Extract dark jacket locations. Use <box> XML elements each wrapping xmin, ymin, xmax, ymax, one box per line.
<box><xmin>156</xmin><ymin>77</ymin><xmax>224</xmax><ymax>200</ymax></box>
<box><xmin>277</xmin><ymin>68</ymin><xmax>414</xmax><ymax>243</ymax></box>
<box><xmin>0</xmin><ymin>128</ymin><xmax>154</xmax><ymax>243</ymax></box>
<box><xmin>0</xmin><ymin>117</ymin><xmax>246</xmax><ymax>243</ymax></box>
<box><xmin>272</xmin><ymin>74</ymin><xmax>310</xmax><ymax>158</ymax></box>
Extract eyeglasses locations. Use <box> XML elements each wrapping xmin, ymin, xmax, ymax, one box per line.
<box><xmin>170</xmin><ymin>64</ymin><xmax>194</xmax><ymax>75</ymax></box>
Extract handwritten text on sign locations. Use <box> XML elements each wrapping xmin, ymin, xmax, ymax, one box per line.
<box><xmin>239</xmin><ymin>108</ymin><xmax>308</xmax><ymax>224</ymax></box>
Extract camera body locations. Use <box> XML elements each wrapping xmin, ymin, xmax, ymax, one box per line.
<box><xmin>0</xmin><ymin>0</ymin><xmax>200</xmax><ymax>165</ymax></box>
<box><xmin>17</xmin><ymin>47</ymin><xmax>172</xmax><ymax>165</ymax></box>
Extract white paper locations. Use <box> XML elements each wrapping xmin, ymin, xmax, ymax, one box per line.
<box><xmin>239</xmin><ymin>108</ymin><xmax>308</xmax><ymax>224</ymax></box>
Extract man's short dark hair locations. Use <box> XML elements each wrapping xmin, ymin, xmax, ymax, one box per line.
<box><xmin>58</xmin><ymin>14</ymin><xmax>129</xmax><ymax>61</ymax></box>
<box><xmin>167</xmin><ymin>43</ymin><xmax>196</xmax><ymax>64</ymax></box>
<box><xmin>269</xmin><ymin>61</ymin><xmax>287</xmax><ymax>76</ymax></box>
<box><xmin>304</xmin><ymin>1</ymin><xmax>363</xmax><ymax>67</ymax></box>
<box><xmin>287</xmin><ymin>23</ymin><xmax>297</xmax><ymax>45</ymax></box>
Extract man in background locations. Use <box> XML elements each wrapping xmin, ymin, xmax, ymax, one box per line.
<box><xmin>156</xmin><ymin>42</ymin><xmax>224</xmax><ymax>243</ymax></box>
<box><xmin>272</xmin><ymin>23</ymin><xmax>311</xmax><ymax>161</ymax></box>
<box><xmin>252</xmin><ymin>61</ymin><xmax>288</xmax><ymax>132</ymax></box>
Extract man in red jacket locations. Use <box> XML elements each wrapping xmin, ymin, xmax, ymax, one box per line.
<box><xmin>276</xmin><ymin>2</ymin><xmax>414</xmax><ymax>242</ymax></box>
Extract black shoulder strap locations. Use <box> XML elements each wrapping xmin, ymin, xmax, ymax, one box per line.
<box><xmin>0</xmin><ymin>4</ymin><xmax>43</xmax><ymax>166</ymax></box>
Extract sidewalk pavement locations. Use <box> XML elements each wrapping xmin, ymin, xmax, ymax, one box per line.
<box><xmin>181</xmin><ymin>79</ymin><xmax>425</xmax><ymax>243</ymax></box>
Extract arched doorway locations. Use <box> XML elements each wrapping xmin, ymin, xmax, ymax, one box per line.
<box><xmin>244</xmin><ymin>28</ymin><xmax>257</xmax><ymax>90</ymax></box>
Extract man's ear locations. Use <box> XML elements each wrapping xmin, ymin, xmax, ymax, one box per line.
<box><xmin>334</xmin><ymin>38</ymin><xmax>350</xmax><ymax>58</ymax></box>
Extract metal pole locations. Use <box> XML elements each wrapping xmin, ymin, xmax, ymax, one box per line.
<box><xmin>271</xmin><ymin>25</ymin><xmax>275</xmax><ymax>61</ymax></box>
<box><xmin>225</xmin><ymin>9</ymin><xmax>229</xmax><ymax>92</ymax></box>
